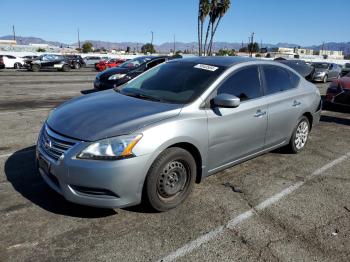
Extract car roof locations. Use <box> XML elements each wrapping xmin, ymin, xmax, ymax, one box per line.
<box><xmin>175</xmin><ymin>56</ymin><xmax>256</xmax><ymax>67</ymax></box>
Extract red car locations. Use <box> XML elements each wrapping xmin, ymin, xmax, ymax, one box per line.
<box><xmin>325</xmin><ymin>73</ymin><xmax>350</xmax><ymax>107</ymax></box>
<box><xmin>95</xmin><ymin>58</ymin><xmax>126</xmax><ymax>71</ymax></box>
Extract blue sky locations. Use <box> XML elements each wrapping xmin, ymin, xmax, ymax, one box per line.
<box><xmin>0</xmin><ymin>0</ymin><xmax>349</xmax><ymax>45</ymax></box>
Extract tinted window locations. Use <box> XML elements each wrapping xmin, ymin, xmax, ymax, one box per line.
<box><xmin>263</xmin><ymin>65</ymin><xmax>297</xmax><ymax>94</ymax></box>
<box><xmin>120</xmin><ymin>61</ymin><xmax>225</xmax><ymax>104</ymax></box>
<box><xmin>217</xmin><ymin>66</ymin><xmax>262</xmax><ymax>101</ymax></box>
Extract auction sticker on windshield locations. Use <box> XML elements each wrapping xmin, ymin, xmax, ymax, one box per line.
<box><xmin>194</xmin><ymin>64</ymin><xmax>218</xmax><ymax>71</ymax></box>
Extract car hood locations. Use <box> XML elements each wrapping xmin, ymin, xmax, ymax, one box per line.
<box><xmin>98</xmin><ymin>67</ymin><xmax>131</xmax><ymax>80</ymax></box>
<box><xmin>47</xmin><ymin>90</ymin><xmax>183</xmax><ymax>141</ymax></box>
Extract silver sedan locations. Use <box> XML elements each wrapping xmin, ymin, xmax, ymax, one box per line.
<box><xmin>36</xmin><ymin>57</ymin><xmax>322</xmax><ymax>211</ymax></box>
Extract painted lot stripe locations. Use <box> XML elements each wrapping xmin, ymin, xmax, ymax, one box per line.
<box><xmin>158</xmin><ymin>152</ymin><xmax>350</xmax><ymax>262</ymax></box>
<box><xmin>0</xmin><ymin>108</ymin><xmax>52</xmax><ymax>115</ymax></box>
<box><xmin>0</xmin><ymin>91</ymin><xmax>81</xmax><ymax>98</ymax></box>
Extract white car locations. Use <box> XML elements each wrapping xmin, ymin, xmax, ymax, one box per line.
<box><xmin>1</xmin><ymin>55</ymin><xmax>24</xmax><ymax>69</ymax></box>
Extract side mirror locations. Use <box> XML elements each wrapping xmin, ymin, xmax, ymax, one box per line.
<box><xmin>212</xmin><ymin>93</ymin><xmax>240</xmax><ymax>108</ymax></box>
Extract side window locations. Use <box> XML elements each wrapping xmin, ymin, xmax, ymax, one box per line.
<box><xmin>217</xmin><ymin>66</ymin><xmax>262</xmax><ymax>102</ymax></box>
<box><xmin>263</xmin><ymin>65</ymin><xmax>295</xmax><ymax>94</ymax></box>
<box><xmin>147</xmin><ymin>59</ymin><xmax>165</xmax><ymax>70</ymax></box>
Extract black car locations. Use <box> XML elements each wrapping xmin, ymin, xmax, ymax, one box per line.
<box><xmin>64</xmin><ymin>55</ymin><xmax>86</xmax><ymax>69</ymax></box>
<box><xmin>94</xmin><ymin>56</ymin><xmax>175</xmax><ymax>91</ymax></box>
<box><xmin>276</xmin><ymin>59</ymin><xmax>314</xmax><ymax>80</ymax></box>
<box><xmin>24</xmin><ymin>54</ymin><xmax>71</xmax><ymax>72</ymax></box>
<box><xmin>340</xmin><ymin>63</ymin><xmax>350</xmax><ymax>77</ymax></box>
<box><xmin>0</xmin><ymin>56</ymin><xmax>5</xmax><ymax>69</ymax></box>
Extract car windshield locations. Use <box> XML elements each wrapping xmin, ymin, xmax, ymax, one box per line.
<box><xmin>313</xmin><ymin>63</ymin><xmax>329</xmax><ymax>69</ymax></box>
<box><xmin>119</xmin><ymin>57</ymin><xmax>151</xmax><ymax>69</ymax></box>
<box><xmin>345</xmin><ymin>63</ymin><xmax>350</xmax><ymax>68</ymax></box>
<box><xmin>117</xmin><ymin>61</ymin><xmax>225</xmax><ymax>104</ymax></box>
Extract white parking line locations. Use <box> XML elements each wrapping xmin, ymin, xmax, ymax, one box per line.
<box><xmin>158</xmin><ymin>152</ymin><xmax>350</xmax><ymax>262</ymax></box>
<box><xmin>0</xmin><ymin>108</ymin><xmax>51</xmax><ymax>115</ymax></box>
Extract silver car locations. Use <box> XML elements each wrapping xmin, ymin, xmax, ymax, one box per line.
<box><xmin>311</xmin><ymin>62</ymin><xmax>342</xmax><ymax>82</ymax></box>
<box><xmin>36</xmin><ymin>57</ymin><xmax>321</xmax><ymax>211</ymax></box>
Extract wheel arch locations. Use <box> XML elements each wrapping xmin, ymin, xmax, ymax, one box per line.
<box><xmin>166</xmin><ymin>142</ymin><xmax>203</xmax><ymax>184</ymax></box>
<box><xmin>302</xmin><ymin>112</ymin><xmax>313</xmax><ymax>130</ymax></box>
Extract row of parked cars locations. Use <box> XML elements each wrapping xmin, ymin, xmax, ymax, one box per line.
<box><xmin>0</xmin><ymin>54</ymin><xmax>120</xmax><ymax>72</ymax></box>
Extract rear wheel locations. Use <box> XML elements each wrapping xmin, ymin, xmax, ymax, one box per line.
<box><xmin>286</xmin><ymin>116</ymin><xmax>310</xmax><ymax>153</ymax></box>
<box><xmin>62</xmin><ymin>64</ymin><xmax>71</xmax><ymax>72</ymax></box>
<box><xmin>14</xmin><ymin>62</ymin><xmax>21</xmax><ymax>69</ymax></box>
<box><xmin>31</xmin><ymin>64</ymin><xmax>40</xmax><ymax>72</ymax></box>
<box><xmin>144</xmin><ymin>147</ymin><xmax>196</xmax><ymax>212</ymax></box>
<box><xmin>323</xmin><ymin>74</ymin><xmax>328</xmax><ymax>83</ymax></box>
<box><xmin>73</xmin><ymin>62</ymin><xmax>81</xmax><ymax>69</ymax></box>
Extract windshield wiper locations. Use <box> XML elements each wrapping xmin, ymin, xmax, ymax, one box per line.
<box><xmin>122</xmin><ymin>92</ymin><xmax>163</xmax><ymax>102</ymax></box>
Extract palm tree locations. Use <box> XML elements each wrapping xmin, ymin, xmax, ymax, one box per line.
<box><xmin>207</xmin><ymin>0</ymin><xmax>231</xmax><ymax>55</ymax></box>
<box><xmin>203</xmin><ymin>0</ymin><xmax>218</xmax><ymax>56</ymax></box>
<box><xmin>198</xmin><ymin>0</ymin><xmax>210</xmax><ymax>56</ymax></box>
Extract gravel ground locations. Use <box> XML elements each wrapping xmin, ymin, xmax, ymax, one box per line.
<box><xmin>0</xmin><ymin>68</ymin><xmax>349</xmax><ymax>262</ymax></box>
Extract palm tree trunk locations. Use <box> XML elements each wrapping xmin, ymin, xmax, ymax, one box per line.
<box><xmin>207</xmin><ymin>16</ymin><xmax>222</xmax><ymax>55</ymax></box>
<box><xmin>198</xmin><ymin>18</ymin><xmax>201</xmax><ymax>56</ymax></box>
<box><xmin>203</xmin><ymin>21</ymin><xmax>211</xmax><ymax>56</ymax></box>
<box><xmin>200</xmin><ymin>22</ymin><xmax>204</xmax><ymax>56</ymax></box>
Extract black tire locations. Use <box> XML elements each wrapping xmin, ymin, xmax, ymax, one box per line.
<box><xmin>144</xmin><ymin>147</ymin><xmax>196</xmax><ymax>212</ymax></box>
<box><xmin>14</xmin><ymin>63</ymin><xmax>21</xmax><ymax>69</ymax></box>
<box><xmin>31</xmin><ymin>64</ymin><xmax>40</xmax><ymax>72</ymax></box>
<box><xmin>73</xmin><ymin>62</ymin><xmax>81</xmax><ymax>69</ymax></box>
<box><xmin>286</xmin><ymin>116</ymin><xmax>310</xmax><ymax>154</ymax></box>
<box><xmin>62</xmin><ymin>64</ymin><xmax>71</xmax><ymax>72</ymax></box>
<box><xmin>323</xmin><ymin>74</ymin><xmax>328</xmax><ymax>83</ymax></box>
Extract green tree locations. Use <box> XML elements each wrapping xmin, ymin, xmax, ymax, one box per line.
<box><xmin>207</xmin><ymin>0</ymin><xmax>231</xmax><ymax>55</ymax></box>
<box><xmin>239</xmin><ymin>47</ymin><xmax>248</xmax><ymax>53</ymax></box>
<box><xmin>198</xmin><ymin>0</ymin><xmax>210</xmax><ymax>56</ymax></box>
<box><xmin>248</xmin><ymin>42</ymin><xmax>259</xmax><ymax>53</ymax></box>
<box><xmin>216</xmin><ymin>48</ymin><xmax>236</xmax><ymax>56</ymax></box>
<box><xmin>141</xmin><ymin>43</ymin><xmax>155</xmax><ymax>54</ymax></box>
<box><xmin>82</xmin><ymin>42</ymin><xmax>93</xmax><ymax>53</ymax></box>
<box><xmin>36</xmin><ymin>48</ymin><xmax>46</xmax><ymax>52</ymax></box>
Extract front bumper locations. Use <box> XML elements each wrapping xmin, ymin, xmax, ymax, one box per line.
<box><xmin>36</xmin><ymin>137</ymin><xmax>151</xmax><ymax>209</ymax></box>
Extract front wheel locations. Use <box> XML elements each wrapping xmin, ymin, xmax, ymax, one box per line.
<box><xmin>73</xmin><ymin>62</ymin><xmax>81</xmax><ymax>69</ymax></box>
<box><xmin>144</xmin><ymin>147</ymin><xmax>196</xmax><ymax>212</ymax></box>
<box><xmin>323</xmin><ymin>74</ymin><xmax>328</xmax><ymax>83</ymax></box>
<box><xmin>14</xmin><ymin>63</ymin><xmax>21</xmax><ymax>69</ymax></box>
<box><xmin>61</xmin><ymin>64</ymin><xmax>71</xmax><ymax>72</ymax></box>
<box><xmin>287</xmin><ymin>116</ymin><xmax>310</xmax><ymax>153</ymax></box>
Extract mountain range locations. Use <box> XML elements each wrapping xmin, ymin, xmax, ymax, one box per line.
<box><xmin>1</xmin><ymin>35</ymin><xmax>349</xmax><ymax>55</ymax></box>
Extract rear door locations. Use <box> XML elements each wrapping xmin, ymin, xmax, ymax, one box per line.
<box><xmin>206</xmin><ymin>65</ymin><xmax>268</xmax><ymax>172</ymax></box>
<box><xmin>261</xmin><ymin>64</ymin><xmax>303</xmax><ymax>148</ymax></box>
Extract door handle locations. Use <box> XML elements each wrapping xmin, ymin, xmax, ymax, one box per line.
<box><xmin>254</xmin><ymin>110</ymin><xmax>267</xmax><ymax>117</ymax></box>
<box><xmin>292</xmin><ymin>100</ymin><xmax>301</xmax><ymax>107</ymax></box>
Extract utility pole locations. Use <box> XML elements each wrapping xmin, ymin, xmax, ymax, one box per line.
<box><xmin>77</xmin><ymin>28</ymin><xmax>81</xmax><ymax>49</ymax></box>
<box><xmin>12</xmin><ymin>25</ymin><xmax>16</xmax><ymax>42</ymax></box>
<box><xmin>151</xmin><ymin>31</ymin><xmax>154</xmax><ymax>45</ymax></box>
<box><xmin>250</xmin><ymin>32</ymin><xmax>255</xmax><ymax>57</ymax></box>
<box><xmin>321</xmin><ymin>41</ymin><xmax>325</xmax><ymax>55</ymax></box>
<box><xmin>173</xmin><ymin>34</ymin><xmax>176</xmax><ymax>54</ymax></box>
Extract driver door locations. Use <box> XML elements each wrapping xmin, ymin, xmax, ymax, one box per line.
<box><xmin>205</xmin><ymin>65</ymin><xmax>268</xmax><ymax>172</ymax></box>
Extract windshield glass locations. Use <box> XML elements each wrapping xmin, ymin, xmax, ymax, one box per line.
<box><xmin>313</xmin><ymin>63</ymin><xmax>329</xmax><ymax>69</ymax></box>
<box><xmin>119</xmin><ymin>57</ymin><xmax>151</xmax><ymax>69</ymax></box>
<box><xmin>118</xmin><ymin>61</ymin><xmax>225</xmax><ymax>104</ymax></box>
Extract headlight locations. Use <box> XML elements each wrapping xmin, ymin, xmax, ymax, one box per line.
<box><xmin>316</xmin><ymin>71</ymin><xmax>325</xmax><ymax>75</ymax></box>
<box><xmin>108</xmin><ymin>74</ymin><xmax>126</xmax><ymax>80</ymax></box>
<box><xmin>77</xmin><ymin>134</ymin><xmax>142</xmax><ymax>160</ymax></box>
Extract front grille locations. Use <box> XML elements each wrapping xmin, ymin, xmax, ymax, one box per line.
<box><xmin>39</xmin><ymin>125</ymin><xmax>77</xmax><ymax>161</ymax></box>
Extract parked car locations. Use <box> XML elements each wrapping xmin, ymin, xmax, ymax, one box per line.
<box><xmin>310</xmin><ymin>62</ymin><xmax>341</xmax><ymax>82</ymax></box>
<box><xmin>94</xmin><ymin>56</ymin><xmax>172</xmax><ymax>90</ymax></box>
<box><xmin>0</xmin><ymin>55</ymin><xmax>24</xmax><ymax>68</ymax></box>
<box><xmin>95</xmin><ymin>58</ymin><xmax>126</xmax><ymax>71</ymax></box>
<box><xmin>37</xmin><ymin>57</ymin><xmax>321</xmax><ymax>211</ymax></box>
<box><xmin>24</xmin><ymin>54</ymin><xmax>71</xmax><ymax>72</ymax></box>
<box><xmin>325</xmin><ymin>73</ymin><xmax>350</xmax><ymax>107</ymax></box>
<box><xmin>22</xmin><ymin>55</ymin><xmax>38</xmax><ymax>60</ymax></box>
<box><xmin>276</xmin><ymin>59</ymin><xmax>314</xmax><ymax>80</ymax></box>
<box><xmin>64</xmin><ymin>55</ymin><xmax>86</xmax><ymax>69</ymax></box>
<box><xmin>84</xmin><ymin>56</ymin><xmax>109</xmax><ymax>67</ymax></box>
<box><xmin>0</xmin><ymin>56</ymin><xmax>5</xmax><ymax>69</ymax></box>
<box><xmin>340</xmin><ymin>63</ymin><xmax>350</xmax><ymax>77</ymax></box>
